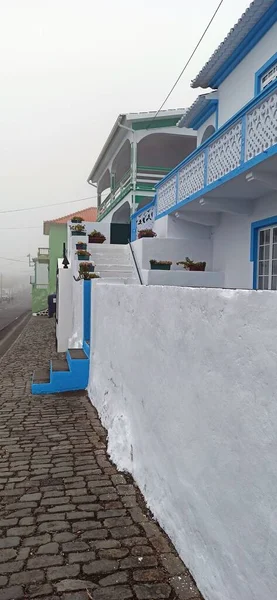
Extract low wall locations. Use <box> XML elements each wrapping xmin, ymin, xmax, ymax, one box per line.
<box><xmin>142</xmin><ymin>269</ymin><xmax>224</xmax><ymax>287</ymax></box>
<box><xmin>88</xmin><ymin>283</ymin><xmax>277</xmax><ymax>600</ymax></box>
<box><xmin>132</xmin><ymin>238</ymin><xmax>213</xmax><ymax>273</ymax></box>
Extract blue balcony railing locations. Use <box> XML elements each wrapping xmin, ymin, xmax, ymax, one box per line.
<box><xmin>155</xmin><ymin>81</ymin><xmax>277</xmax><ymax>218</ymax></box>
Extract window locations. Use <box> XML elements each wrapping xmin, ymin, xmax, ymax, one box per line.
<box><xmin>257</xmin><ymin>226</ymin><xmax>277</xmax><ymax>290</ymax></box>
<box><xmin>261</xmin><ymin>62</ymin><xmax>277</xmax><ymax>91</ymax></box>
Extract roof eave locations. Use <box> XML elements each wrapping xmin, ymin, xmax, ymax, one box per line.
<box><xmin>87</xmin><ymin>115</ymin><xmax>125</xmax><ymax>184</ymax></box>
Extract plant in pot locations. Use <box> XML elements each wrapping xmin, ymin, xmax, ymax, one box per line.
<box><xmin>81</xmin><ymin>272</ymin><xmax>100</xmax><ymax>280</ymax></box>
<box><xmin>79</xmin><ymin>261</ymin><xmax>95</xmax><ymax>273</ymax></box>
<box><xmin>177</xmin><ymin>257</ymin><xmax>206</xmax><ymax>271</ymax></box>
<box><xmin>75</xmin><ymin>249</ymin><xmax>91</xmax><ymax>261</ymax></box>
<box><xmin>150</xmin><ymin>259</ymin><xmax>172</xmax><ymax>271</ymax></box>
<box><xmin>76</xmin><ymin>241</ymin><xmax>87</xmax><ymax>251</ymax></box>
<box><xmin>71</xmin><ymin>224</ymin><xmax>86</xmax><ymax>236</ymax></box>
<box><xmin>88</xmin><ymin>230</ymin><xmax>106</xmax><ymax>244</ymax></box>
<box><xmin>71</xmin><ymin>216</ymin><xmax>84</xmax><ymax>224</ymax></box>
<box><xmin>138</xmin><ymin>229</ymin><xmax>157</xmax><ymax>239</ymax></box>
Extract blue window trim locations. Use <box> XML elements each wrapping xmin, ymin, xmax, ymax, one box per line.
<box><xmin>210</xmin><ymin>0</ymin><xmax>277</xmax><ymax>88</ymax></box>
<box><xmin>190</xmin><ymin>100</ymin><xmax>218</xmax><ymax>130</ymax></box>
<box><xmin>254</xmin><ymin>51</ymin><xmax>277</xmax><ymax>96</ymax></box>
<box><xmin>250</xmin><ymin>216</ymin><xmax>277</xmax><ymax>288</ymax></box>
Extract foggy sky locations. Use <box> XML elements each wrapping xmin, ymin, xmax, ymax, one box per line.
<box><xmin>0</xmin><ymin>0</ymin><xmax>250</xmax><ymax>279</ymax></box>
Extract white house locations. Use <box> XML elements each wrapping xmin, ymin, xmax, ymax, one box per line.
<box><xmin>132</xmin><ymin>0</ymin><xmax>277</xmax><ymax>291</ymax></box>
<box><xmin>87</xmin><ymin>109</ymin><xmax>196</xmax><ymax>243</ymax></box>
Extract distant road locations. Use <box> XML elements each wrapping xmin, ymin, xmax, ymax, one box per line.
<box><xmin>0</xmin><ymin>296</ymin><xmax>31</xmax><ymax>332</ymax></box>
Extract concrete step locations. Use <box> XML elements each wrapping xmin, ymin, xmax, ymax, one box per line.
<box><xmin>52</xmin><ymin>359</ymin><xmax>69</xmax><ymax>372</ymax></box>
<box><xmin>99</xmin><ymin>270</ymin><xmax>135</xmax><ymax>278</ymax></box>
<box><xmin>69</xmin><ymin>348</ymin><xmax>87</xmax><ymax>359</ymax></box>
<box><xmin>33</xmin><ymin>368</ymin><xmax>50</xmax><ymax>384</ymax></box>
<box><xmin>95</xmin><ymin>264</ymin><xmax>133</xmax><ymax>271</ymax></box>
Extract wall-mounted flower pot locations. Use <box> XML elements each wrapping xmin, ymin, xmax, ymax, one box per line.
<box><xmin>72</xmin><ymin>230</ymin><xmax>86</xmax><ymax>236</ymax></box>
<box><xmin>188</xmin><ymin>265</ymin><xmax>206</xmax><ymax>271</ymax></box>
<box><xmin>88</xmin><ymin>236</ymin><xmax>105</xmax><ymax>244</ymax></box>
<box><xmin>77</xmin><ymin>254</ymin><xmax>90</xmax><ymax>261</ymax></box>
<box><xmin>80</xmin><ymin>264</ymin><xmax>95</xmax><ymax>273</ymax></box>
<box><xmin>76</xmin><ymin>243</ymin><xmax>87</xmax><ymax>250</ymax></box>
<box><xmin>151</xmin><ymin>263</ymin><xmax>171</xmax><ymax>271</ymax></box>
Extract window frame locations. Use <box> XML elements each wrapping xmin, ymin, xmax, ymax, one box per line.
<box><xmin>250</xmin><ymin>216</ymin><xmax>277</xmax><ymax>289</ymax></box>
<box><xmin>254</xmin><ymin>52</ymin><xmax>277</xmax><ymax>96</ymax></box>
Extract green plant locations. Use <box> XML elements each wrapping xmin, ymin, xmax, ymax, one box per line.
<box><xmin>79</xmin><ymin>261</ymin><xmax>94</xmax><ymax>271</ymax></box>
<box><xmin>88</xmin><ymin>230</ymin><xmax>106</xmax><ymax>241</ymax></box>
<box><xmin>150</xmin><ymin>260</ymin><xmax>172</xmax><ymax>266</ymax></box>
<box><xmin>71</xmin><ymin>224</ymin><xmax>85</xmax><ymax>232</ymax></box>
<box><xmin>76</xmin><ymin>249</ymin><xmax>90</xmax><ymax>256</ymax></box>
<box><xmin>177</xmin><ymin>257</ymin><xmax>206</xmax><ymax>271</ymax></box>
<box><xmin>138</xmin><ymin>229</ymin><xmax>157</xmax><ymax>239</ymax></box>
<box><xmin>71</xmin><ymin>216</ymin><xmax>84</xmax><ymax>223</ymax></box>
<box><xmin>81</xmin><ymin>272</ymin><xmax>100</xmax><ymax>280</ymax></box>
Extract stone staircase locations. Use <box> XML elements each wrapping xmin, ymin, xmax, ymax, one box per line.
<box><xmin>88</xmin><ymin>243</ymin><xmax>138</xmax><ymax>284</ymax></box>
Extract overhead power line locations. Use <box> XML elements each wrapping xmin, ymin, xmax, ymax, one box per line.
<box><xmin>0</xmin><ymin>256</ymin><xmax>29</xmax><ymax>263</ymax></box>
<box><xmin>147</xmin><ymin>0</ymin><xmax>224</xmax><ymax>129</ymax></box>
<box><xmin>0</xmin><ymin>226</ymin><xmax>41</xmax><ymax>230</ymax></box>
<box><xmin>0</xmin><ymin>195</ymin><xmax>97</xmax><ymax>215</ymax></box>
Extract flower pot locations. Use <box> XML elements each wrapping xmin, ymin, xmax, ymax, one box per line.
<box><xmin>80</xmin><ymin>264</ymin><xmax>95</xmax><ymax>273</ymax></box>
<box><xmin>77</xmin><ymin>254</ymin><xmax>90</xmax><ymax>261</ymax></box>
<box><xmin>76</xmin><ymin>243</ymin><xmax>87</xmax><ymax>250</ymax></box>
<box><xmin>151</xmin><ymin>264</ymin><xmax>171</xmax><ymax>270</ymax></box>
<box><xmin>72</xmin><ymin>230</ymin><xmax>86</xmax><ymax>236</ymax></box>
<box><xmin>188</xmin><ymin>265</ymin><xmax>206</xmax><ymax>271</ymax></box>
<box><xmin>89</xmin><ymin>236</ymin><xmax>105</xmax><ymax>244</ymax></box>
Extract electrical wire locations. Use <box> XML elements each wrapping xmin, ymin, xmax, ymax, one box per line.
<box><xmin>146</xmin><ymin>0</ymin><xmax>224</xmax><ymax>129</ymax></box>
<box><xmin>0</xmin><ymin>195</ymin><xmax>97</xmax><ymax>215</ymax></box>
<box><xmin>0</xmin><ymin>257</ymin><xmax>29</xmax><ymax>263</ymax></box>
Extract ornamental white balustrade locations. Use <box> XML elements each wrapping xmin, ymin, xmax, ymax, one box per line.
<box><xmin>155</xmin><ymin>84</ymin><xmax>277</xmax><ymax>217</ymax></box>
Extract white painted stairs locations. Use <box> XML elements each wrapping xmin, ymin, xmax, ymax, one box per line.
<box><xmin>88</xmin><ymin>243</ymin><xmax>139</xmax><ymax>284</ymax></box>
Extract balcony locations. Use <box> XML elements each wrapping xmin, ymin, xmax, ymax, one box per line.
<box><xmin>97</xmin><ymin>166</ymin><xmax>171</xmax><ymax>221</ymax></box>
<box><xmin>37</xmin><ymin>247</ymin><xmax>50</xmax><ymax>262</ymax></box>
<box><xmin>155</xmin><ymin>82</ymin><xmax>277</xmax><ymax>218</ymax></box>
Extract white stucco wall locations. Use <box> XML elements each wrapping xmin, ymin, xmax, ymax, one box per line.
<box><xmin>88</xmin><ymin>282</ymin><xmax>277</xmax><ymax>600</ymax></box>
<box><xmin>197</xmin><ymin>113</ymin><xmax>216</xmax><ymax>146</ymax></box>
<box><xmin>212</xmin><ymin>193</ymin><xmax>277</xmax><ymax>289</ymax></box>
<box><xmin>68</xmin><ymin>279</ymin><xmax>83</xmax><ymax>349</ymax></box>
<box><xmin>218</xmin><ymin>23</ymin><xmax>277</xmax><ymax>126</ymax></box>
<box><xmin>143</xmin><ymin>269</ymin><xmax>224</xmax><ymax>287</ymax></box>
<box><xmin>132</xmin><ymin>236</ymin><xmax>213</xmax><ymax>272</ymax></box>
<box><xmin>56</xmin><ymin>265</ymin><xmax>72</xmax><ymax>353</ymax></box>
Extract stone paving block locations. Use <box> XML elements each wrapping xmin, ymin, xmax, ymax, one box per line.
<box><xmin>0</xmin><ymin>586</ymin><xmax>24</xmax><ymax>599</ymax></box>
<box><xmin>93</xmin><ymin>585</ymin><xmax>133</xmax><ymax>600</ymax></box>
<box><xmin>10</xmin><ymin>569</ymin><xmax>45</xmax><ymax>585</ymax></box>
<box><xmin>170</xmin><ymin>574</ymin><xmax>201</xmax><ymax>599</ymax></box>
<box><xmin>55</xmin><ymin>579</ymin><xmax>97</xmax><ymax>592</ymax></box>
<box><xmin>47</xmin><ymin>564</ymin><xmax>80</xmax><ymax>580</ymax></box>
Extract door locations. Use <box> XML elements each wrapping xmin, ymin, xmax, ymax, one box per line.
<box><xmin>257</xmin><ymin>225</ymin><xmax>277</xmax><ymax>290</ymax></box>
<box><xmin>110</xmin><ymin>223</ymin><xmax>131</xmax><ymax>245</ymax></box>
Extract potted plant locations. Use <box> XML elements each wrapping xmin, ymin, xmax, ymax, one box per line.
<box><xmin>81</xmin><ymin>272</ymin><xmax>100</xmax><ymax>280</ymax></box>
<box><xmin>76</xmin><ymin>241</ymin><xmax>87</xmax><ymax>251</ymax></box>
<box><xmin>71</xmin><ymin>224</ymin><xmax>86</xmax><ymax>236</ymax></box>
<box><xmin>76</xmin><ymin>249</ymin><xmax>91</xmax><ymax>261</ymax></box>
<box><xmin>71</xmin><ymin>216</ymin><xmax>84</xmax><ymax>224</ymax></box>
<box><xmin>150</xmin><ymin>259</ymin><xmax>172</xmax><ymax>271</ymax></box>
<box><xmin>177</xmin><ymin>257</ymin><xmax>206</xmax><ymax>271</ymax></box>
<box><xmin>138</xmin><ymin>229</ymin><xmax>157</xmax><ymax>239</ymax></box>
<box><xmin>88</xmin><ymin>230</ymin><xmax>106</xmax><ymax>244</ymax></box>
<box><xmin>79</xmin><ymin>261</ymin><xmax>95</xmax><ymax>273</ymax></box>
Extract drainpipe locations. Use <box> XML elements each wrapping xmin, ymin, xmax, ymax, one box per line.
<box><xmin>117</xmin><ymin>120</ymin><xmax>137</xmax><ymax>215</ymax></box>
<box><xmin>88</xmin><ymin>180</ymin><xmax>101</xmax><ymax>209</ymax></box>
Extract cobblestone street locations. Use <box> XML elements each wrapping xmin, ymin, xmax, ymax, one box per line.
<box><xmin>0</xmin><ymin>318</ymin><xmax>201</xmax><ymax>600</ymax></box>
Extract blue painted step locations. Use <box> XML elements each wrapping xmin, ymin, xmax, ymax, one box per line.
<box><xmin>32</xmin><ymin>347</ymin><xmax>89</xmax><ymax>395</ymax></box>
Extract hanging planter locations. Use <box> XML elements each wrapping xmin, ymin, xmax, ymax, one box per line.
<box><xmin>76</xmin><ymin>250</ymin><xmax>91</xmax><ymax>261</ymax></box>
<box><xmin>150</xmin><ymin>260</ymin><xmax>172</xmax><ymax>271</ymax></box>
<box><xmin>76</xmin><ymin>242</ymin><xmax>87</xmax><ymax>251</ymax></box>
<box><xmin>81</xmin><ymin>272</ymin><xmax>100</xmax><ymax>280</ymax></box>
<box><xmin>88</xmin><ymin>230</ymin><xmax>106</xmax><ymax>244</ymax></box>
<box><xmin>138</xmin><ymin>229</ymin><xmax>157</xmax><ymax>239</ymax></box>
<box><xmin>177</xmin><ymin>258</ymin><xmax>206</xmax><ymax>271</ymax></box>
<box><xmin>79</xmin><ymin>261</ymin><xmax>95</xmax><ymax>273</ymax></box>
<box><xmin>71</xmin><ymin>216</ymin><xmax>84</xmax><ymax>224</ymax></box>
<box><xmin>71</xmin><ymin>224</ymin><xmax>86</xmax><ymax>237</ymax></box>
